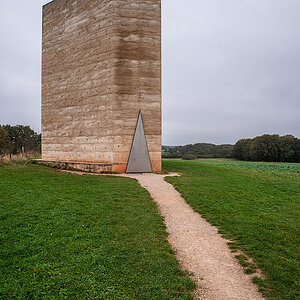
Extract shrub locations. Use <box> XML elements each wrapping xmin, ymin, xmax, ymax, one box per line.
<box><xmin>249</xmin><ymin>134</ymin><xmax>281</xmax><ymax>162</ymax></box>
<box><xmin>0</xmin><ymin>127</ymin><xmax>10</xmax><ymax>156</ymax></box>
<box><xmin>182</xmin><ymin>153</ymin><xmax>197</xmax><ymax>160</ymax></box>
<box><xmin>232</xmin><ymin>139</ymin><xmax>252</xmax><ymax>161</ymax></box>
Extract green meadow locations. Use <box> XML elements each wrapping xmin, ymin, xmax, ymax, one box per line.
<box><xmin>1</xmin><ymin>159</ymin><xmax>299</xmax><ymax>299</ymax></box>
<box><xmin>163</xmin><ymin>159</ymin><xmax>300</xmax><ymax>300</ymax></box>
<box><xmin>0</xmin><ymin>162</ymin><xmax>194</xmax><ymax>299</ymax></box>
<box><xmin>193</xmin><ymin>159</ymin><xmax>300</xmax><ymax>179</ymax></box>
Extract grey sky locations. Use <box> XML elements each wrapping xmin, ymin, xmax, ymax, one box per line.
<box><xmin>1</xmin><ymin>0</ymin><xmax>299</xmax><ymax>145</ymax></box>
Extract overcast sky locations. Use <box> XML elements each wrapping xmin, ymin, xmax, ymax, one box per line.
<box><xmin>0</xmin><ymin>0</ymin><xmax>299</xmax><ymax>145</ymax></box>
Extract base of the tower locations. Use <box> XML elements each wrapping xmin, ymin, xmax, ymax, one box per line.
<box><xmin>35</xmin><ymin>159</ymin><xmax>120</xmax><ymax>173</ymax></box>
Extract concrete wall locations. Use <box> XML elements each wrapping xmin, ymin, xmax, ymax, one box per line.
<box><xmin>42</xmin><ymin>0</ymin><xmax>161</xmax><ymax>172</ymax></box>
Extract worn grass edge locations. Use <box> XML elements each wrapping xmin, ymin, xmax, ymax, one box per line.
<box><xmin>163</xmin><ymin>173</ymin><xmax>270</xmax><ymax>298</ymax></box>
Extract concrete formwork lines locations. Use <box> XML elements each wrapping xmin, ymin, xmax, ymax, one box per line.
<box><xmin>42</xmin><ymin>0</ymin><xmax>161</xmax><ymax>173</ymax></box>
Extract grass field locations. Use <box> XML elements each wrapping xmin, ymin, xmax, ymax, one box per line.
<box><xmin>0</xmin><ymin>161</ymin><xmax>195</xmax><ymax>299</ymax></box>
<box><xmin>194</xmin><ymin>159</ymin><xmax>300</xmax><ymax>179</ymax></box>
<box><xmin>163</xmin><ymin>159</ymin><xmax>300</xmax><ymax>300</ymax></box>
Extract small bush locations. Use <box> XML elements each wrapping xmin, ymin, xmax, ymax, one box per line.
<box><xmin>182</xmin><ymin>153</ymin><xmax>197</xmax><ymax>160</ymax></box>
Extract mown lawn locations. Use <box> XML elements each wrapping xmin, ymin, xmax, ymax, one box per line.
<box><xmin>0</xmin><ymin>162</ymin><xmax>194</xmax><ymax>299</ymax></box>
<box><xmin>163</xmin><ymin>159</ymin><xmax>300</xmax><ymax>300</ymax></box>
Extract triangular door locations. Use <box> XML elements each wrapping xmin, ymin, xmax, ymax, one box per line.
<box><xmin>126</xmin><ymin>111</ymin><xmax>152</xmax><ymax>173</ymax></box>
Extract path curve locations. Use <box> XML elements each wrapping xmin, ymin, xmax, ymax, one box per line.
<box><xmin>121</xmin><ymin>173</ymin><xmax>264</xmax><ymax>300</ymax></box>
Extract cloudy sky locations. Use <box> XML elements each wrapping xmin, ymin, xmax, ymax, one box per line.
<box><xmin>0</xmin><ymin>0</ymin><xmax>299</xmax><ymax>145</ymax></box>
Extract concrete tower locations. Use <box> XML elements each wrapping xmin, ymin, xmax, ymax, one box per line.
<box><xmin>41</xmin><ymin>0</ymin><xmax>161</xmax><ymax>173</ymax></box>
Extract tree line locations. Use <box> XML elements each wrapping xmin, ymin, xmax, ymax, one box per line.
<box><xmin>163</xmin><ymin>134</ymin><xmax>300</xmax><ymax>163</ymax></box>
<box><xmin>1</xmin><ymin>124</ymin><xmax>299</xmax><ymax>163</ymax></box>
<box><xmin>232</xmin><ymin>134</ymin><xmax>300</xmax><ymax>163</ymax></box>
<box><xmin>162</xmin><ymin>143</ymin><xmax>233</xmax><ymax>160</ymax></box>
<box><xmin>0</xmin><ymin>125</ymin><xmax>41</xmax><ymax>157</ymax></box>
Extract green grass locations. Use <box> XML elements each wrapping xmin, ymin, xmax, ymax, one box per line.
<box><xmin>0</xmin><ymin>162</ymin><xmax>195</xmax><ymax>299</ymax></box>
<box><xmin>195</xmin><ymin>158</ymin><xmax>300</xmax><ymax>179</ymax></box>
<box><xmin>163</xmin><ymin>159</ymin><xmax>300</xmax><ymax>300</ymax></box>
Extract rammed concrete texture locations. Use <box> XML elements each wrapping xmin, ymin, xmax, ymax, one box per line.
<box><xmin>42</xmin><ymin>0</ymin><xmax>161</xmax><ymax>173</ymax></box>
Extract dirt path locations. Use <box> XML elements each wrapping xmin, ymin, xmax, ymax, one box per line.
<box><xmin>62</xmin><ymin>170</ymin><xmax>264</xmax><ymax>299</ymax></box>
<box><xmin>121</xmin><ymin>173</ymin><xmax>264</xmax><ymax>300</ymax></box>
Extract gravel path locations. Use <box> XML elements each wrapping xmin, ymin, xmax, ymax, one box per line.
<box><xmin>62</xmin><ymin>170</ymin><xmax>264</xmax><ymax>299</ymax></box>
<box><xmin>122</xmin><ymin>173</ymin><xmax>264</xmax><ymax>300</ymax></box>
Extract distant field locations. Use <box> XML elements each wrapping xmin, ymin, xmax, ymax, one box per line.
<box><xmin>163</xmin><ymin>159</ymin><xmax>300</xmax><ymax>300</ymax></box>
<box><xmin>0</xmin><ymin>162</ymin><xmax>194</xmax><ymax>299</ymax></box>
<box><xmin>194</xmin><ymin>158</ymin><xmax>300</xmax><ymax>179</ymax></box>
